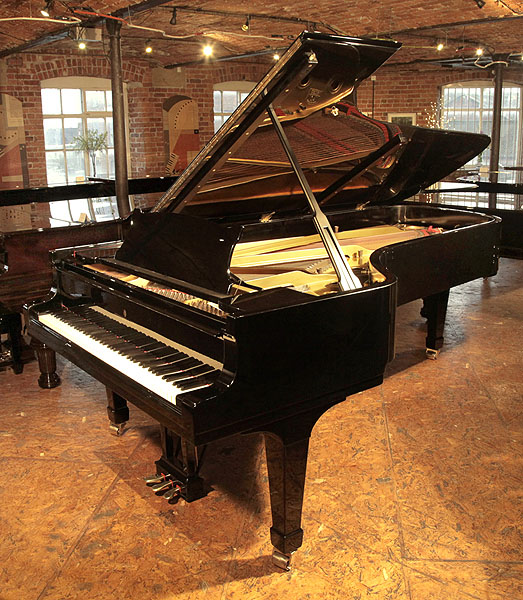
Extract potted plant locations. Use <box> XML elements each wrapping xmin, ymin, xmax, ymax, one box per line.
<box><xmin>73</xmin><ymin>128</ymin><xmax>108</xmax><ymax>178</ymax></box>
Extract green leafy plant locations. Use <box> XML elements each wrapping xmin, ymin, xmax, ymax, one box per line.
<box><xmin>73</xmin><ymin>129</ymin><xmax>108</xmax><ymax>177</ymax></box>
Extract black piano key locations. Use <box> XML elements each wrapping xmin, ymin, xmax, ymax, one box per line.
<box><xmin>156</xmin><ymin>357</ymin><xmax>201</xmax><ymax>375</ymax></box>
<box><xmin>161</xmin><ymin>364</ymin><xmax>212</xmax><ymax>382</ymax></box>
<box><xmin>177</xmin><ymin>371</ymin><xmax>218</xmax><ymax>391</ymax></box>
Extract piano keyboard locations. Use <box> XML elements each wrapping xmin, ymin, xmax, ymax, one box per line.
<box><xmin>38</xmin><ymin>305</ymin><xmax>222</xmax><ymax>405</ymax></box>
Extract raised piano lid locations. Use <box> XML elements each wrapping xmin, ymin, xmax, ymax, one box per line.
<box><xmin>115</xmin><ymin>32</ymin><xmax>490</xmax><ymax>292</ymax></box>
<box><xmin>150</xmin><ymin>31</ymin><xmax>490</xmax><ymax>222</ymax></box>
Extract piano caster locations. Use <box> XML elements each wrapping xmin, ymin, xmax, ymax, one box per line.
<box><xmin>272</xmin><ymin>549</ymin><xmax>293</xmax><ymax>571</ymax></box>
<box><xmin>425</xmin><ymin>348</ymin><xmax>439</xmax><ymax>360</ymax></box>
<box><xmin>109</xmin><ymin>422</ymin><xmax>127</xmax><ymax>436</ymax></box>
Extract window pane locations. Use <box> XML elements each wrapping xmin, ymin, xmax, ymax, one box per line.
<box><xmin>86</xmin><ymin>117</ymin><xmax>106</xmax><ymax>135</ymax></box>
<box><xmin>92</xmin><ymin>197</ymin><xmax>117</xmax><ymax>221</ymax></box>
<box><xmin>42</xmin><ymin>89</ymin><xmax>61</xmax><ymax>114</ymax></box>
<box><xmin>49</xmin><ymin>200</ymin><xmax>72</xmax><ymax>224</ymax></box>
<box><xmin>107</xmin><ymin>149</ymin><xmax>115</xmax><ymax>178</ymax></box>
<box><xmin>94</xmin><ymin>151</ymin><xmax>109</xmax><ymax>179</ymax></box>
<box><xmin>45</xmin><ymin>151</ymin><xmax>66</xmax><ymax>184</ymax></box>
<box><xmin>66</xmin><ymin>150</ymin><xmax>86</xmax><ymax>183</ymax></box>
<box><xmin>61</xmin><ymin>89</ymin><xmax>82</xmax><ymax>114</ymax></box>
<box><xmin>43</xmin><ymin>119</ymin><xmax>63</xmax><ymax>149</ymax></box>
<box><xmin>222</xmin><ymin>91</ymin><xmax>237</xmax><ymax>113</ymax></box>
<box><xmin>214</xmin><ymin>116</ymin><xmax>223</xmax><ymax>132</ymax></box>
<box><xmin>63</xmin><ymin>118</ymin><xmax>82</xmax><ymax>148</ymax></box>
<box><xmin>240</xmin><ymin>92</ymin><xmax>249</xmax><ymax>102</ymax></box>
<box><xmin>106</xmin><ymin>118</ymin><xmax>114</xmax><ymax>147</ymax></box>
<box><xmin>85</xmin><ymin>90</ymin><xmax>106</xmax><ymax>111</ymax></box>
<box><xmin>105</xmin><ymin>90</ymin><xmax>113</xmax><ymax>111</ymax></box>
<box><xmin>213</xmin><ymin>91</ymin><xmax>221</xmax><ymax>112</ymax></box>
<box><xmin>502</xmin><ymin>88</ymin><xmax>520</xmax><ymax>109</ymax></box>
<box><xmin>69</xmin><ymin>198</ymin><xmax>91</xmax><ymax>222</ymax></box>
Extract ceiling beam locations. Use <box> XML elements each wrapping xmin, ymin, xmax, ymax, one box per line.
<box><xmin>382</xmin><ymin>14</ymin><xmax>523</xmax><ymax>37</ymax></box>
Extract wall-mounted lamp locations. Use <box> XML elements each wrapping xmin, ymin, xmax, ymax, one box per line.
<box><xmin>202</xmin><ymin>44</ymin><xmax>213</xmax><ymax>57</ymax></box>
<box><xmin>436</xmin><ymin>42</ymin><xmax>444</xmax><ymax>52</ymax></box>
<box><xmin>476</xmin><ymin>47</ymin><xmax>484</xmax><ymax>56</ymax></box>
<box><xmin>273</xmin><ymin>53</ymin><xmax>280</xmax><ymax>61</ymax></box>
<box><xmin>78</xmin><ymin>41</ymin><xmax>86</xmax><ymax>50</ymax></box>
<box><xmin>40</xmin><ymin>0</ymin><xmax>53</xmax><ymax>17</ymax></box>
<box><xmin>145</xmin><ymin>40</ymin><xmax>153</xmax><ymax>54</ymax></box>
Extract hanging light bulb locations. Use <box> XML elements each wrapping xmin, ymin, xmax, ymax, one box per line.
<box><xmin>476</xmin><ymin>47</ymin><xmax>484</xmax><ymax>56</ymax></box>
<box><xmin>241</xmin><ymin>16</ymin><xmax>250</xmax><ymax>32</ymax></box>
<box><xmin>78</xmin><ymin>41</ymin><xmax>87</xmax><ymax>50</ymax></box>
<box><xmin>273</xmin><ymin>53</ymin><xmax>280</xmax><ymax>61</ymax></box>
<box><xmin>202</xmin><ymin>44</ymin><xmax>213</xmax><ymax>57</ymax></box>
<box><xmin>145</xmin><ymin>40</ymin><xmax>153</xmax><ymax>54</ymax></box>
<box><xmin>436</xmin><ymin>42</ymin><xmax>444</xmax><ymax>52</ymax></box>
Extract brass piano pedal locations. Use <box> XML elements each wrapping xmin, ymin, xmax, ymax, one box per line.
<box><xmin>144</xmin><ymin>472</ymin><xmax>169</xmax><ymax>485</ymax></box>
<box><xmin>163</xmin><ymin>482</ymin><xmax>183</xmax><ymax>502</ymax></box>
<box><xmin>425</xmin><ymin>348</ymin><xmax>439</xmax><ymax>360</ymax></box>
<box><xmin>272</xmin><ymin>549</ymin><xmax>293</xmax><ymax>571</ymax></box>
<box><xmin>151</xmin><ymin>479</ymin><xmax>174</xmax><ymax>493</ymax></box>
<box><xmin>109</xmin><ymin>422</ymin><xmax>127</xmax><ymax>436</ymax></box>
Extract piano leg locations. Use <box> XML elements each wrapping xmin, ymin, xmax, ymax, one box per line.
<box><xmin>106</xmin><ymin>389</ymin><xmax>129</xmax><ymax>436</ymax></box>
<box><xmin>154</xmin><ymin>427</ymin><xmax>207</xmax><ymax>502</ymax></box>
<box><xmin>31</xmin><ymin>338</ymin><xmax>61</xmax><ymax>388</ymax></box>
<box><xmin>422</xmin><ymin>289</ymin><xmax>450</xmax><ymax>359</ymax></box>
<box><xmin>264</xmin><ymin>432</ymin><xmax>310</xmax><ymax>570</ymax></box>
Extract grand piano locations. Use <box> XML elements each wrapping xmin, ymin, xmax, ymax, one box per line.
<box><xmin>26</xmin><ymin>32</ymin><xmax>500</xmax><ymax>569</ymax></box>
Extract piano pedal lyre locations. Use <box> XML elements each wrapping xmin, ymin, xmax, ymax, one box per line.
<box><xmin>425</xmin><ymin>348</ymin><xmax>439</xmax><ymax>360</ymax></box>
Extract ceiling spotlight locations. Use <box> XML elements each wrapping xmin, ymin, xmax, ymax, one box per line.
<box><xmin>476</xmin><ymin>47</ymin><xmax>484</xmax><ymax>56</ymax></box>
<box><xmin>202</xmin><ymin>44</ymin><xmax>213</xmax><ymax>57</ymax></box>
<box><xmin>78</xmin><ymin>41</ymin><xmax>87</xmax><ymax>50</ymax></box>
<box><xmin>145</xmin><ymin>40</ymin><xmax>153</xmax><ymax>54</ymax></box>
<box><xmin>436</xmin><ymin>42</ymin><xmax>444</xmax><ymax>52</ymax></box>
<box><xmin>242</xmin><ymin>16</ymin><xmax>250</xmax><ymax>32</ymax></box>
<box><xmin>474</xmin><ymin>0</ymin><xmax>486</xmax><ymax>7</ymax></box>
<box><xmin>273</xmin><ymin>53</ymin><xmax>280</xmax><ymax>61</ymax></box>
<box><xmin>40</xmin><ymin>0</ymin><xmax>53</xmax><ymax>17</ymax></box>
<box><xmin>170</xmin><ymin>8</ymin><xmax>177</xmax><ymax>25</ymax></box>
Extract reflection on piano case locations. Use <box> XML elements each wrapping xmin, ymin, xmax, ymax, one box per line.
<box><xmin>26</xmin><ymin>32</ymin><xmax>500</xmax><ymax>570</ymax></box>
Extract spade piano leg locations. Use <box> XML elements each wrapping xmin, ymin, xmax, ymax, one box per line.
<box><xmin>422</xmin><ymin>289</ymin><xmax>450</xmax><ymax>359</ymax></box>
<box><xmin>154</xmin><ymin>427</ymin><xmax>207</xmax><ymax>502</ymax></box>
<box><xmin>106</xmin><ymin>388</ymin><xmax>129</xmax><ymax>435</ymax></box>
<box><xmin>264</xmin><ymin>432</ymin><xmax>309</xmax><ymax>570</ymax></box>
<box><xmin>31</xmin><ymin>338</ymin><xmax>60</xmax><ymax>388</ymax></box>
<box><xmin>259</xmin><ymin>405</ymin><xmax>334</xmax><ymax>570</ymax></box>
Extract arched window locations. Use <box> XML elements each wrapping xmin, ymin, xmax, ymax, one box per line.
<box><xmin>41</xmin><ymin>77</ymin><xmax>128</xmax><ymax>225</ymax></box>
<box><xmin>213</xmin><ymin>81</ymin><xmax>256</xmax><ymax>132</ymax></box>
<box><xmin>440</xmin><ymin>82</ymin><xmax>522</xmax><ymax>209</ymax></box>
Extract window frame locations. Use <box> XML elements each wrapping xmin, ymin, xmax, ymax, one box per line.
<box><xmin>439</xmin><ymin>81</ymin><xmax>522</xmax><ymax>210</ymax></box>
<box><xmin>213</xmin><ymin>80</ymin><xmax>256</xmax><ymax>133</ymax></box>
<box><xmin>40</xmin><ymin>77</ymin><xmax>129</xmax><ymax>225</ymax></box>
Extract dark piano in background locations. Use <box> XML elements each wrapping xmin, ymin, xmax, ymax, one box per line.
<box><xmin>0</xmin><ymin>176</ymin><xmax>175</xmax><ymax>372</ymax></box>
<box><xmin>26</xmin><ymin>32</ymin><xmax>500</xmax><ymax>569</ymax></box>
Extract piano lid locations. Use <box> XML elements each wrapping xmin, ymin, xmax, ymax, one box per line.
<box><xmin>151</xmin><ymin>32</ymin><xmax>489</xmax><ymax>223</ymax></box>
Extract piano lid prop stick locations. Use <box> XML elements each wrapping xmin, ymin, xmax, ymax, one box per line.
<box><xmin>265</xmin><ymin>101</ymin><xmax>361</xmax><ymax>292</ymax></box>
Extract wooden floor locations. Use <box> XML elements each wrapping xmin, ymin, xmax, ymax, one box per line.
<box><xmin>1</xmin><ymin>258</ymin><xmax>521</xmax><ymax>600</ymax></box>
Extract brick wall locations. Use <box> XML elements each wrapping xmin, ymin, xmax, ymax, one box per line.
<box><xmin>357</xmin><ymin>63</ymin><xmax>523</xmax><ymax>126</ymax></box>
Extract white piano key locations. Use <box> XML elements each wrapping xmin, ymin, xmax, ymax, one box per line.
<box><xmin>38</xmin><ymin>308</ymin><xmax>222</xmax><ymax>406</ymax></box>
